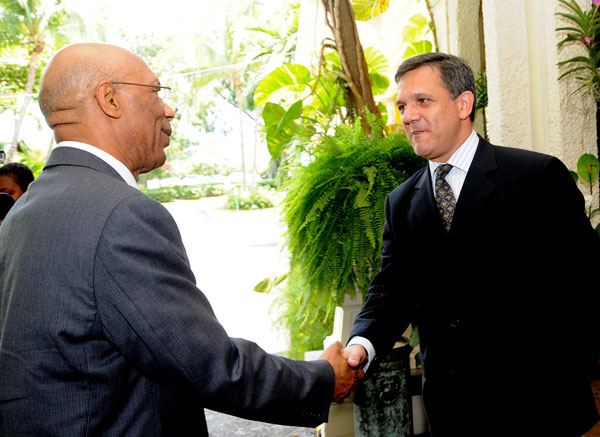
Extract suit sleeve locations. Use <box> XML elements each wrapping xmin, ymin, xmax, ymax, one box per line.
<box><xmin>349</xmin><ymin>194</ymin><xmax>415</xmax><ymax>360</ymax></box>
<box><xmin>93</xmin><ymin>193</ymin><xmax>334</xmax><ymax>427</ymax></box>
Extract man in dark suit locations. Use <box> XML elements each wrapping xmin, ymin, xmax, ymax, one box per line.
<box><xmin>344</xmin><ymin>52</ymin><xmax>600</xmax><ymax>436</ymax></box>
<box><xmin>0</xmin><ymin>43</ymin><xmax>361</xmax><ymax>436</ymax></box>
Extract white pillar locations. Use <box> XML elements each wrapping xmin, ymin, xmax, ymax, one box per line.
<box><xmin>481</xmin><ymin>0</ymin><xmax>535</xmax><ymax>151</ymax></box>
<box><xmin>482</xmin><ymin>0</ymin><xmax>597</xmax><ymax>162</ymax></box>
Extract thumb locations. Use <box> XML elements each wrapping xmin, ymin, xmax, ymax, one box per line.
<box><xmin>347</xmin><ymin>352</ymin><xmax>362</xmax><ymax>368</ymax></box>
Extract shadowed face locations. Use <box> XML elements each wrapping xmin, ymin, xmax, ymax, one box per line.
<box><xmin>396</xmin><ymin>65</ymin><xmax>471</xmax><ymax>163</ymax></box>
<box><xmin>0</xmin><ymin>175</ymin><xmax>25</xmax><ymax>201</ymax></box>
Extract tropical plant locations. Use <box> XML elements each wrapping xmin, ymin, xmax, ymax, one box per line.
<box><xmin>351</xmin><ymin>0</ymin><xmax>389</xmax><ymax>21</ymax></box>
<box><xmin>0</xmin><ymin>0</ymin><xmax>73</xmax><ymax>162</ymax></box>
<box><xmin>272</xmin><ymin>115</ymin><xmax>425</xmax><ymax>356</ymax></box>
<box><xmin>253</xmin><ymin>47</ymin><xmax>390</xmax><ymax>172</ymax></box>
<box><xmin>556</xmin><ymin>0</ymin><xmax>600</xmax><ymax>99</ymax></box>
<box><xmin>570</xmin><ymin>153</ymin><xmax>600</xmax><ymax>232</ymax></box>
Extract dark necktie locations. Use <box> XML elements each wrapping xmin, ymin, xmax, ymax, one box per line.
<box><xmin>435</xmin><ymin>164</ymin><xmax>456</xmax><ymax>232</ymax></box>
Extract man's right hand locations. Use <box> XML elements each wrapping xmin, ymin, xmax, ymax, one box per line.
<box><xmin>319</xmin><ymin>342</ymin><xmax>364</xmax><ymax>403</ymax></box>
<box><xmin>343</xmin><ymin>344</ymin><xmax>368</xmax><ymax>370</ymax></box>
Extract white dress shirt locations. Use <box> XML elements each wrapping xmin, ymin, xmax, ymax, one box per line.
<box><xmin>54</xmin><ymin>141</ymin><xmax>138</xmax><ymax>189</ymax></box>
<box><xmin>348</xmin><ymin>130</ymin><xmax>480</xmax><ymax>371</ymax></box>
<box><xmin>428</xmin><ymin>129</ymin><xmax>479</xmax><ymax>200</ymax></box>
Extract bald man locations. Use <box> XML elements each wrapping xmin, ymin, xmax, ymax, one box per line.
<box><xmin>0</xmin><ymin>43</ymin><xmax>360</xmax><ymax>436</ymax></box>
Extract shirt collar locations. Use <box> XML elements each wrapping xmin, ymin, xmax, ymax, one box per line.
<box><xmin>54</xmin><ymin>141</ymin><xmax>138</xmax><ymax>189</ymax></box>
<box><xmin>429</xmin><ymin>129</ymin><xmax>479</xmax><ymax>175</ymax></box>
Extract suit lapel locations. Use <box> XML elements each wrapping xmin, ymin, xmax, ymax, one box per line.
<box><xmin>409</xmin><ymin>166</ymin><xmax>445</xmax><ymax>233</ymax></box>
<box><xmin>451</xmin><ymin>137</ymin><xmax>497</xmax><ymax>232</ymax></box>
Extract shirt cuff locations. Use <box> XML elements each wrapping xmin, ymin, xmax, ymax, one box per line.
<box><xmin>347</xmin><ymin>336</ymin><xmax>376</xmax><ymax>372</ymax></box>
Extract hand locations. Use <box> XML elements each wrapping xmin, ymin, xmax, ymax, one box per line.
<box><xmin>320</xmin><ymin>341</ymin><xmax>364</xmax><ymax>403</ymax></box>
<box><xmin>343</xmin><ymin>344</ymin><xmax>368</xmax><ymax>370</ymax></box>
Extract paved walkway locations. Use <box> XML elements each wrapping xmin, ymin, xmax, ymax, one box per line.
<box><xmin>205</xmin><ymin>410</ymin><xmax>317</xmax><ymax>436</ymax></box>
<box><xmin>164</xmin><ymin>196</ymin><xmax>319</xmax><ymax>436</ymax></box>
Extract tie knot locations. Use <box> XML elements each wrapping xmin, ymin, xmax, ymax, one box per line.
<box><xmin>436</xmin><ymin>164</ymin><xmax>453</xmax><ymax>179</ymax></box>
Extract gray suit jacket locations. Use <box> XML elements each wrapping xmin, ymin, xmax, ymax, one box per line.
<box><xmin>0</xmin><ymin>147</ymin><xmax>334</xmax><ymax>436</ymax></box>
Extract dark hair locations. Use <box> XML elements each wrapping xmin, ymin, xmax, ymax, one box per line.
<box><xmin>0</xmin><ymin>163</ymin><xmax>34</xmax><ymax>192</ymax></box>
<box><xmin>395</xmin><ymin>52</ymin><xmax>477</xmax><ymax>121</ymax></box>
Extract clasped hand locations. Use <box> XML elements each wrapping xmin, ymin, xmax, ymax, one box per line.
<box><xmin>319</xmin><ymin>342</ymin><xmax>366</xmax><ymax>403</ymax></box>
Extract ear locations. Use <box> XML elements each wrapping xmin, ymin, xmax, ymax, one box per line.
<box><xmin>457</xmin><ymin>91</ymin><xmax>475</xmax><ymax>121</ymax></box>
<box><xmin>95</xmin><ymin>81</ymin><xmax>122</xmax><ymax>119</ymax></box>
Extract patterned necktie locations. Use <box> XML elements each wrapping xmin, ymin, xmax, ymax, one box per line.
<box><xmin>435</xmin><ymin>164</ymin><xmax>456</xmax><ymax>232</ymax></box>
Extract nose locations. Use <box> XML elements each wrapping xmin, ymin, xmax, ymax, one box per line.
<box><xmin>164</xmin><ymin>102</ymin><xmax>175</xmax><ymax>120</ymax></box>
<box><xmin>402</xmin><ymin>104</ymin><xmax>420</xmax><ymax>124</ymax></box>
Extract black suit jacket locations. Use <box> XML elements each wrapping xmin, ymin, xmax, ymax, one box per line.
<box><xmin>0</xmin><ymin>147</ymin><xmax>334</xmax><ymax>436</ymax></box>
<box><xmin>350</xmin><ymin>137</ymin><xmax>600</xmax><ymax>436</ymax></box>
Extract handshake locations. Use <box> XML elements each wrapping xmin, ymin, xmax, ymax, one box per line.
<box><xmin>319</xmin><ymin>342</ymin><xmax>368</xmax><ymax>403</ymax></box>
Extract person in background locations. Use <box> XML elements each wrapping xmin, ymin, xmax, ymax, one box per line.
<box><xmin>0</xmin><ymin>163</ymin><xmax>34</xmax><ymax>202</ymax></box>
<box><xmin>344</xmin><ymin>52</ymin><xmax>600</xmax><ymax>436</ymax></box>
<box><xmin>0</xmin><ymin>192</ymin><xmax>15</xmax><ymax>225</ymax></box>
<box><xmin>0</xmin><ymin>43</ymin><xmax>362</xmax><ymax>436</ymax></box>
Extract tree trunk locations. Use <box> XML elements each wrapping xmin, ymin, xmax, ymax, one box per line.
<box><xmin>323</xmin><ymin>0</ymin><xmax>381</xmax><ymax>134</ymax></box>
<box><xmin>235</xmin><ymin>78</ymin><xmax>247</xmax><ymax>192</ymax></box>
<box><xmin>7</xmin><ymin>47</ymin><xmax>41</xmax><ymax>163</ymax></box>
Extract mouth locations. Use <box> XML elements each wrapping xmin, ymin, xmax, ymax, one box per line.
<box><xmin>411</xmin><ymin>128</ymin><xmax>427</xmax><ymax>138</ymax></box>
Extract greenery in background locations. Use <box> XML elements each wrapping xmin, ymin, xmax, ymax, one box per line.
<box><xmin>556</xmin><ymin>0</ymin><xmax>600</xmax><ymax>227</ymax></box>
<box><xmin>13</xmin><ymin>141</ymin><xmax>45</xmax><ymax>176</ymax></box>
<box><xmin>141</xmin><ymin>184</ymin><xmax>226</xmax><ymax>203</ymax></box>
<box><xmin>270</xmin><ymin>115</ymin><xmax>425</xmax><ymax>357</ymax></box>
<box><xmin>570</xmin><ymin>153</ymin><xmax>600</xmax><ymax>233</ymax></box>
<box><xmin>0</xmin><ymin>0</ymin><xmax>82</xmax><ymax>162</ymax></box>
<box><xmin>556</xmin><ymin>0</ymin><xmax>600</xmax><ymax>99</ymax></box>
<box><xmin>251</xmin><ymin>1</ymin><xmax>436</xmax><ymax>357</ymax></box>
<box><xmin>225</xmin><ymin>186</ymin><xmax>275</xmax><ymax>210</ymax></box>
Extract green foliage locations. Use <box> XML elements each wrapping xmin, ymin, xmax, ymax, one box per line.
<box><xmin>14</xmin><ymin>141</ymin><xmax>44</xmax><ymax>177</ymax></box>
<box><xmin>254</xmin><ymin>64</ymin><xmax>312</xmax><ymax>107</ymax></box>
<box><xmin>351</xmin><ymin>0</ymin><xmax>389</xmax><ymax>21</ymax></box>
<box><xmin>571</xmin><ymin>153</ymin><xmax>600</xmax><ymax>227</ymax></box>
<box><xmin>262</xmin><ymin>100</ymin><xmax>304</xmax><ymax>159</ymax></box>
<box><xmin>274</xmin><ymin>274</ymin><xmax>336</xmax><ymax>360</ymax></box>
<box><xmin>225</xmin><ymin>186</ymin><xmax>275</xmax><ymax>210</ymax></box>
<box><xmin>475</xmin><ymin>69</ymin><xmax>488</xmax><ymax>110</ymax></box>
<box><xmin>576</xmin><ymin>153</ymin><xmax>600</xmax><ymax>185</ymax></box>
<box><xmin>279</xmin><ymin>115</ymin><xmax>425</xmax><ymax>355</ymax></box>
<box><xmin>556</xmin><ymin>0</ymin><xmax>600</xmax><ymax>99</ymax></box>
<box><xmin>401</xmin><ymin>13</ymin><xmax>434</xmax><ymax>60</ymax></box>
<box><xmin>141</xmin><ymin>184</ymin><xmax>225</xmax><ymax>203</ymax></box>
<box><xmin>254</xmin><ymin>46</ymin><xmax>390</xmax><ymax>164</ymax></box>
<box><xmin>190</xmin><ymin>162</ymin><xmax>222</xmax><ymax>176</ymax></box>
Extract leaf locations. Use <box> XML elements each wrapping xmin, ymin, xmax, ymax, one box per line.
<box><xmin>577</xmin><ymin>153</ymin><xmax>600</xmax><ymax>184</ymax></box>
<box><xmin>402</xmin><ymin>41</ymin><xmax>434</xmax><ymax>60</ymax></box>
<box><xmin>262</xmin><ymin>100</ymin><xmax>303</xmax><ymax>159</ymax></box>
<box><xmin>402</xmin><ymin>14</ymin><xmax>429</xmax><ymax>44</ymax></box>
<box><xmin>570</xmin><ymin>170</ymin><xmax>579</xmax><ymax>183</ymax></box>
<box><xmin>364</xmin><ymin>47</ymin><xmax>390</xmax><ymax>95</ymax></box>
<box><xmin>254</xmin><ymin>277</ymin><xmax>273</xmax><ymax>293</ymax></box>
<box><xmin>254</xmin><ymin>64</ymin><xmax>313</xmax><ymax>107</ymax></box>
<box><xmin>351</xmin><ymin>0</ymin><xmax>390</xmax><ymax>21</ymax></box>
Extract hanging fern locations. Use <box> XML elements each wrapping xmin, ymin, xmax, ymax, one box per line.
<box><xmin>279</xmin><ymin>114</ymin><xmax>425</xmax><ymax>357</ymax></box>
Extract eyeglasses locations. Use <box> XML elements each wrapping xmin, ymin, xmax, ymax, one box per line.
<box><xmin>111</xmin><ymin>81</ymin><xmax>171</xmax><ymax>101</ymax></box>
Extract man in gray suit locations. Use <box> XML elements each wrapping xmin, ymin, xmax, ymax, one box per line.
<box><xmin>0</xmin><ymin>43</ymin><xmax>361</xmax><ymax>436</ymax></box>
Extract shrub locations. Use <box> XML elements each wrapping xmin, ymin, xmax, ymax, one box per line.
<box><xmin>142</xmin><ymin>184</ymin><xmax>225</xmax><ymax>203</ymax></box>
<box><xmin>225</xmin><ymin>186</ymin><xmax>275</xmax><ymax>210</ymax></box>
<box><xmin>278</xmin><ymin>114</ymin><xmax>425</xmax><ymax>357</ymax></box>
